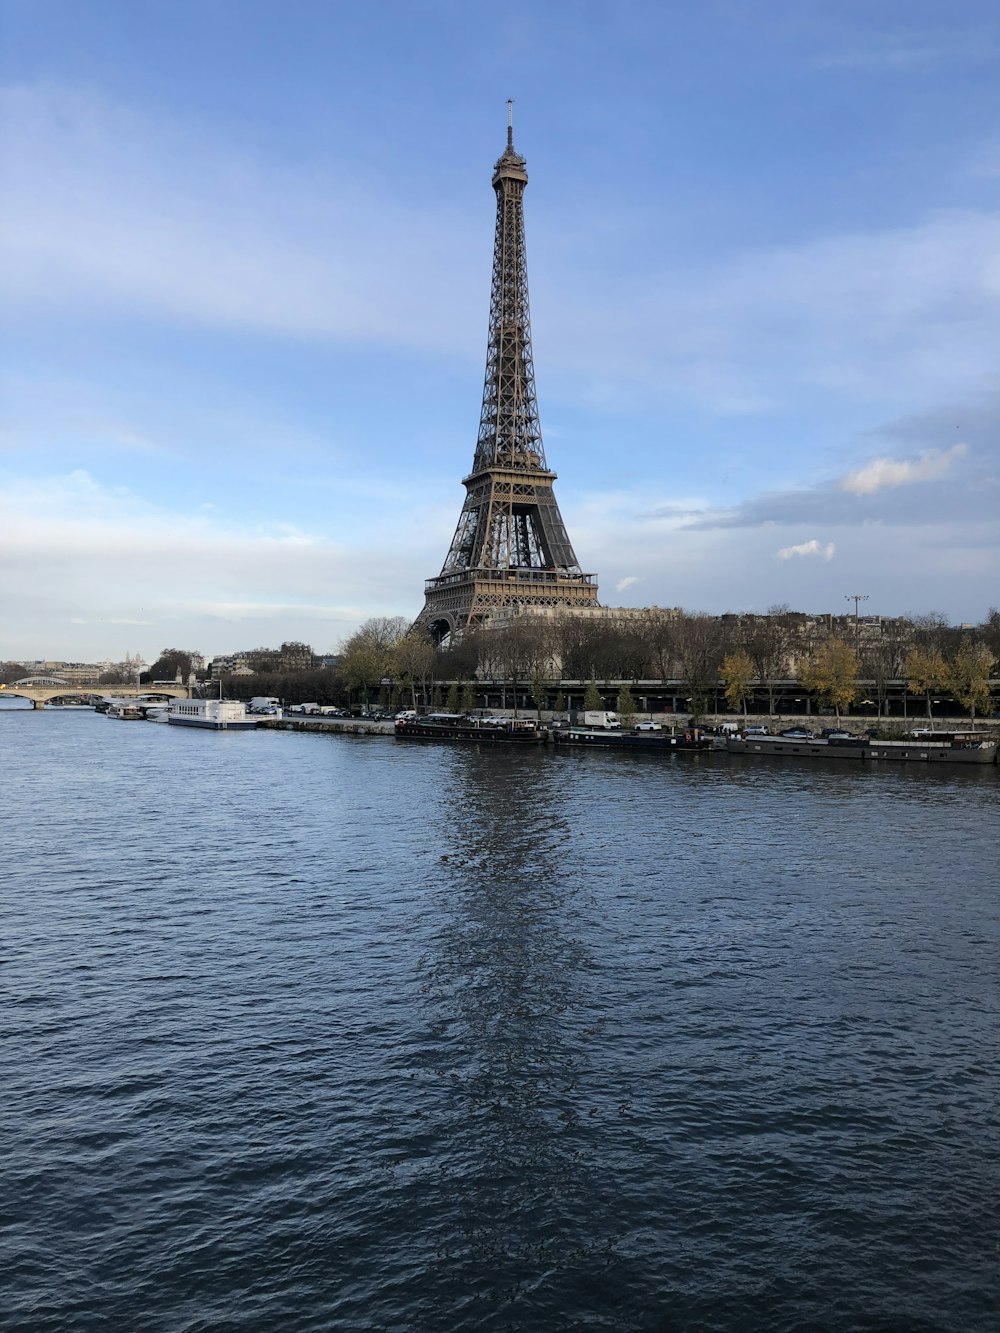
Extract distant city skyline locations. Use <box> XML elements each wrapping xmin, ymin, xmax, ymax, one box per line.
<box><xmin>2</xmin><ymin>0</ymin><xmax>999</xmax><ymax>660</ymax></box>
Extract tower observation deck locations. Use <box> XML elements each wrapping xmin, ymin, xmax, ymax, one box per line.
<box><xmin>415</xmin><ymin>108</ymin><xmax>599</xmax><ymax>643</ymax></box>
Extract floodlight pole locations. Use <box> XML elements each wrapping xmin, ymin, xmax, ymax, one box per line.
<box><xmin>845</xmin><ymin>594</ymin><xmax>869</xmax><ymax>655</ymax></box>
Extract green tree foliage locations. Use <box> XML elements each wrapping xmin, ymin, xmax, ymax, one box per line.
<box><xmin>947</xmin><ymin>638</ymin><xmax>995</xmax><ymax>721</ymax></box>
<box><xmin>459</xmin><ymin>681</ymin><xmax>476</xmax><ymax>712</ymax></box>
<box><xmin>799</xmin><ymin>638</ymin><xmax>859</xmax><ymax>719</ymax></box>
<box><xmin>553</xmin><ymin>690</ymin><xmax>566</xmax><ymax>715</ymax></box>
<box><xmin>445</xmin><ymin>682</ymin><xmax>460</xmax><ymax>712</ymax></box>
<box><xmin>615</xmin><ymin>684</ymin><xmax>635</xmax><ymax>726</ymax></box>
<box><xmin>530</xmin><ymin>678</ymin><xmax>547</xmax><ymax>718</ymax></box>
<box><xmin>903</xmin><ymin>647</ymin><xmax>949</xmax><ymax>720</ymax></box>
<box><xmin>146</xmin><ymin>648</ymin><xmax>195</xmax><ymax>681</ymax></box>
<box><xmin>721</xmin><ymin>650</ymin><xmax>754</xmax><ymax>719</ymax></box>
<box><xmin>583</xmin><ymin>679</ymin><xmax>602</xmax><ymax>711</ymax></box>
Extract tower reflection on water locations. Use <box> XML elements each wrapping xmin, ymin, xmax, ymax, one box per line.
<box><xmin>417</xmin><ymin>747</ymin><xmax>628</xmax><ymax>1301</ymax></box>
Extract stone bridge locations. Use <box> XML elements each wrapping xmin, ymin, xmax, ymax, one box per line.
<box><xmin>1</xmin><ymin>678</ymin><xmax>192</xmax><ymax>709</ymax></box>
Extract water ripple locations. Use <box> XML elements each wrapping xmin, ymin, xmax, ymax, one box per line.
<box><xmin>2</xmin><ymin>707</ymin><xmax>998</xmax><ymax>1331</ymax></box>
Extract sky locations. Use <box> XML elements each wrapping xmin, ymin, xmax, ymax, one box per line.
<box><xmin>2</xmin><ymin>0</ymin><xmax>999</xmax><ymax>663</ymax></box>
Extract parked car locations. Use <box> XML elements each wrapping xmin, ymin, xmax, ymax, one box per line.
<box><xmin>779</xmin><ymin>727</ymin><xmax>812</xmax><ymax>738</ymax></box>
<box><xmin>744</xmin><ymin>725</ymin><xmax>770</xmax><ymax>735</ymax></box>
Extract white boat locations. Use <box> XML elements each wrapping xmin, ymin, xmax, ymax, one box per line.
<box><xmin>167</xmin><ymin>699</ymin><xmax>258</xmax><ymax>731</ymax></box>
<box><xmin>106</xmin><ymin>700</ymin><xmax>143</xmax><ymax>720</ymax></box>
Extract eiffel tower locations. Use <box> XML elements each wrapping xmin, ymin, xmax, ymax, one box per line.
<box><xmin>415</xmin><ymin>106</ymin><xmax>599</xmax><ymax>643</ymax></box>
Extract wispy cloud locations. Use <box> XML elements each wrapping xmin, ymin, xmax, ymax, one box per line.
<box><xmin>615</xmin><ymin>575</ymin><xmax>639</xmax><ymax>593</ymax></box>
<box><xmin>775</xmin><ymin>539</ymin><xmax>835</xmax><ymax>562</ymax></box>
<box><xmin>839</xmin><ymin>443</ymin><xmax>968</xmax><ymax>495</ymax></box>
<box><xmin>817</xmin><ymin>29</ymin><xmax>998</xmax><ymax>72</ymax></box>
<box><xmin>0</xmin><ymin>471</ymin><xmax>438</xmax><ymax>657</ymax></box>
<box><xmin>5</xmin><ymin>84</ymin><xmax>1000</xmax><ymax>424</ymax></box>
<box><xmin>0</xmin><ymin>86</ymin><xmax>484</xmax><ymax>355</ymax></box>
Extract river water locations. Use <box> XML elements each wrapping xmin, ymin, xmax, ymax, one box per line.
<box><xmin>2</xmin><ymin>702</ymin><xmax>998</xmax><ymax>1332</ymax></box>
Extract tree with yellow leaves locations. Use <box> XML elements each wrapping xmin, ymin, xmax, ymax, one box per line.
<box><xmin>947</xmin><ymin>638</ymin><xmax>996</xmax><ymax>722</ymax></box>
<box><xmin>721</xmin><ymin>650</ymin><xmax>755</xmax><ymax>722</ymax></box>
<box><xmin>799</xmin><ymin>638</ymin><xmax>859</xmax><ymax>720</ymax></box>
<box><xmin>903</xmin><ymin>647</ymin><xmax>949</xmax><ymax>721</ymax></box>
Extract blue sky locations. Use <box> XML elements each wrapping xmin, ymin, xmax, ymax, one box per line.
<box><xmin>2</xmin><ymin>0</ymin><xmax>999</xmax><ymax>662</ymax></box>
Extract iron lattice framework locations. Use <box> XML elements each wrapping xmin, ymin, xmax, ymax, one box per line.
<box><xmin>415</xmin><ymin>110</ymin><xmax>598</xmax><ymax>642</ymax></box>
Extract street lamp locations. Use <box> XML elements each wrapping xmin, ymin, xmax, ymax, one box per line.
<box><xmin>845</xmin><ymin>594</ymin><xmax>869</xmax><ymax>654</ymax></box>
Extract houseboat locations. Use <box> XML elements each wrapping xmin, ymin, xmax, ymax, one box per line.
<box><xmin>106</xmin><ymin>700</ymin><xmax>143</xmax><ymax>720</ymax></box>
<box><xmin>551</xmin><ymin>725</ymin><xmax>714</xmax><ymax>753</ymax></box>
<box><xmin>394</xmin><ymin>713</ymin><xmax>545</xmax><ymax>744</ymax></box>
<box><xmin>728</xmin><ymin>731</ymin><xmax>997</xmax><ymax>765</ymax></box>
<box><xmin>167</xmin><ymin>699</ymin><xmax>258</xmax><ymax>731</ymax></box>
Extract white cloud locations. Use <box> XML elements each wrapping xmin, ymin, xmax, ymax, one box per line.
<box><xmin>839</xmin><ymin>443</ymin><xmax>968</xmax><ymax>495</ymax></box>
<box><xmin>5</xmin><ymin>83</ymin><xmax>1000</xmax><ymax>424</ymax></box>
<box><xmin>615</xmin><ymin>575</ymin><xmax>639</xmax><ymax>593</ymax></box>
<box><xmin>0</xmin><ymin>471</ymin><xmax>436</xmax><ymax>658</ymax></box>
<box><xmin>816</xmin><ymin>30</ymin><xmax>998</xmax><ymax>71</ymax></box>
<box><xmin>539</xmin><ymin>208</ymin><xmax>1000</xmax><ymax>418</ymax></box>
<box><xmin>0</xmin><ymin>85</ymin><xmax>484</xmax><ymax>356</ymax></box>
<box><xmin>775</xmin><ymin>539</ymin><xmax>835</xmax><ymax>562</ymax></box>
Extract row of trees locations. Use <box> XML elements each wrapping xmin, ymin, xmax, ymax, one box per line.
<box><xmin>323</xmin><ymin>609</ymin><xmax>999</xmax><ymax>721</ymax></box>
<box><xmin>137</xmin><ymin>605</ymin><xmax>996</xmax><ymax>721</ymax></box>
<box><xmin>721</xmin><ymin>636</ymin><xmax>997</xmax><ymax>722</ymax></box>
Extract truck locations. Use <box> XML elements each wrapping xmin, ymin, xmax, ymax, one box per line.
<box><xmin>582</xmin><ymin>710</ymin><xmax>620</xmax><ymax>729</ymax></box>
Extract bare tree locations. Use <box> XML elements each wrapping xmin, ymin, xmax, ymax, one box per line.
<box><xmin>392</xmin><ymin>630</ymin><xmax>437</xmax><ymax>708</ymax></box>
<box><xmin>673</xmin><ymin>612</ymin><xmax>725</xmax><ymax>716</ymax></box>
<box><xmin>746</xmin><ymin>609</ymin><xmax>796</xmax><ymax>715</ymax></box>
<box><xmin>638</xmin><ymin>608</ymin><xmax>678</xmax><ymax>681</ymax></box>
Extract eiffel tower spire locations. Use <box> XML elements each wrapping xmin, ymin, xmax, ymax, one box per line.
<box><xmin>416</xmin><ymin>109</ymin><xmax>599</xmax><ymax>642</ymax></box>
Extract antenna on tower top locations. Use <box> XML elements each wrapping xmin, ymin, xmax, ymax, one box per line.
<box><xmin>507</xmin><ymin>98</ymin><xmax>513</xmax><ymax>146</ymax></box>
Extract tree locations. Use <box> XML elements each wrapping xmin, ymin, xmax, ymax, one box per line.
<box><xmin>553</xmin><ymin>690</ymin><xmax>566</xmax><ymax>716</ymax></box>
<box><xmin>639</xmin><ymin>607</ymin><xmax>678</xmax><ymax>681</ymax></box>
<box><xmin>339</xmin><ymin>616</ymin><xmax>409</xmax><ymax>705</ymax></box>
<box><xmin>799</xmin><ymin>638</ymin><xmax>859</xmax><ymax>719</ymax></box>
<box><xmin>981</xmin><ymin>608</ymin><xmax>1000</xmax><ymax>659</ymax></box>
<box><xmin>904</xmin><ymin>647</ymin><xmax>949</xmax><ymax>721</ymax></box>
<box><xmin>583</xmin><ymin>679</ymin><xmax>602</xmax><ymax>712</ymax></box>
<box><xmin>947</xmin><ymin>638</ymin><xmax>995</xmax><ymax>722</ymax></box>
<box><xmin>674</xmin><ymin>612</ymin><xmax>724</xmax><ymax>716</ymax></box>
<box><xmin>616</xmin><ymin>684</ymin><xmax>635</xmax><ymax>727</ymax></box>
<box><xmin>746</xmin><ymin>609</ymin><xmax>796</xmax><ymax>715</ymax></box>
<box><xmin>445</xmin><ymin>682</ymin><xmax>460</xmax><ymax>712</ymax></box>
<box><xmin>391</xmin><ymin>630</ymin><xmax>437</xmax><ymax>708</ymax></box>
<box><xmin>721</xmin><ymin>650</ymin><xmax>754</xmax><ymax>721</ymax></box>
<box><xmin>459</xmin><ymin>681</ymin><xmax>476</xmax><ymax>712</ymax></box>
<box><xmin>146</xmin><ymin>648</ymin><xmax>195</xmax><ymax>682</ymax></box>
<box><xmin>860</xmin><ymin>619</ymin><xmax>911</xmax><ymax>718</ymax></box>
<box><xmin>491</xmin><ymin>616</ymin><xmax>554</xmax><ymax>716</ymax></box>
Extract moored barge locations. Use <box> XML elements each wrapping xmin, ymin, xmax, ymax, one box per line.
<box><xmin>394</xmin><ymin>713</ymin><xmax>546</xmax><ymax>744</ymax></box>
<box><xmin>552</xmin><ymin>726</ymin><xmax>714</xmax><ymax>752</ymax></box>
<box><xmin>728</xmin><ymin>732</ymin><xmax>997</xmax><ymax>765</ymax></box>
